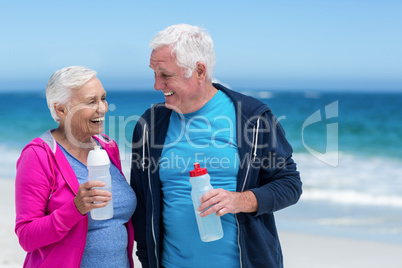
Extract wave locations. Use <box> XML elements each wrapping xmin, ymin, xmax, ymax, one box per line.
<box><xmin>294</xmin><ymin>152</ymin><xmax>402</xmax><ymax>207</ymax></box>
<box><xmin>302</xmin><ymin>189</ymin><xmax>402</xmax><ymax>207</ymax></box>
<box><xmin>0</xmin><ymin>144</ymin><xmax>24</xmax><ymax>180</ymax></box>
<box><xmin>241</xmin><ymin>90</ymin><xmax>274</xmax><ymax>99</ymax></box>
<box><xmin>3</xmin><ymin>142</ymin><xmax>402</xmax><ymax>208</ymax></box>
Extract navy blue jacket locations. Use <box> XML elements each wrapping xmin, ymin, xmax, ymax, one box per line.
<box><xmin>130</xmin><ymin>84</ymin><xmax>302</xmax><ymax>268</ymax></box>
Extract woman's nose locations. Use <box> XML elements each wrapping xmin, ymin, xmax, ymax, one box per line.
<box><xmin>98</xmin><ymin>100</ymin><xmax>108</xmax><ymax>114</ymax></box>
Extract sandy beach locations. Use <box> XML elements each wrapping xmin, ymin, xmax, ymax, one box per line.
<box><xmin>3</xmin><ymin>178</ymin><xmax>402</xmax><ymax>267</ymax></box>
<box><xmin>280</xmin><ymin>231</ymin><xmax>402</xmax><ymax>268</ymax></box>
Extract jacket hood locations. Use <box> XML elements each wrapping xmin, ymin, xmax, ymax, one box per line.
<box><xmin>38</xmin><ymin>129</ymin><xmax>116</xmax><ymax>154</ymax></box>
<box><xmin>40</xmin><ymin>130</ymin><xmax>58</xmax><ymax>153</ymax></box>
<box><xmin>213</xmin><ymin>83</ymin><xmax>271</xmax><ymax>127</ymax></box>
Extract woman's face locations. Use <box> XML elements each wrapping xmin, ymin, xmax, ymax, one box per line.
<box><xmin>64</xmin><ymin>77</ymin><xmax>108</xmax><ymax>141</ymax></box>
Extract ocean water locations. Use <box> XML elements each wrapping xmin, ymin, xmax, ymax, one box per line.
<box><xmin>1</xmin><ymin>89</ymin><xmax>402</xmax><ymax>244</ymax></box>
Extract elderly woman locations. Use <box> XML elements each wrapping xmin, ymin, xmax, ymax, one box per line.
<box><xmin>15</xmin><ymin>66</ymin><xmax>136</xmax><ymax>267</ymax></box>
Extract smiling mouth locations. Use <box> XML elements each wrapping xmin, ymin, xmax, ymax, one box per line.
<box><xmin>164</xmin><ymin>91</ymin><xmax>174</xmax><ymax>96</ymax></box>
<box><xmin>90</xmin><ymin>117</ymin><xmax>105</xmax><ymax>123</ymax></box>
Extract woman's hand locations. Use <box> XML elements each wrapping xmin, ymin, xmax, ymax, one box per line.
<box><xmin>74</xmin><ymin>181</ymin><xmax>112</xmax><ymax>215</ymax></box>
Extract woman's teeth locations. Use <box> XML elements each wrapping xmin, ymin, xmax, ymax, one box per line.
<box><xmin>90</xmin><ymin>117</ymin><xmax>104</xmax><ymax>123</ymax></box>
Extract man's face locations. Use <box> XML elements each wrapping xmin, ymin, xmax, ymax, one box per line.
<box><xmin>149</xmin><ymin>46</ymin><xmax>201</xmax><ymax>114</ymax></box>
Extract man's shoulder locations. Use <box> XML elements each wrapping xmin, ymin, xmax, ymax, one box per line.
<box><xmin>213</xmin><ymin>83</ymin><xmax>270</xmax><ymax>116</ymax></box>
<box><xmin>135</xmin><ymin>102</ymin><xmax>172</xmax><ymax>134</ymax></box>
<box><xmin>141</xmin><ymin>102</ymin><xmax>170</xmax><ymax>119</ymax></box>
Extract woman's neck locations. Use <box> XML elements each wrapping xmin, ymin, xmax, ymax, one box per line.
<box><xmin>52</xmin><ymin>127</ymin><xmax>97</xmax><ymax>165</ymax></box>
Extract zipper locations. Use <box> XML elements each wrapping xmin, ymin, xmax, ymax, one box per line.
<box><xmin>241</xmin><ymin>117</ymin><xmax>260</xmax><ymax>192</ymax></box>
<box><xmin>252</xmin><ymin>118</ymin><xmax>260</xmax><ymax>161</ymax></box>
<box><xmin>142</xmin><ymin>124</ymin><xmax>147</xmax><ymax>171</ymax></box>
<box><xmin>236</xmin><ymin>117</ymin><xmax>260</xmax><ymax>268</ymax></box>
<box><xmin>143</xmin><ymin>124</ymin><xmax>159</xmax><ymax>268</ymax></box>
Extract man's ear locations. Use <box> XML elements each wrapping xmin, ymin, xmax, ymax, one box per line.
<box><xmin>195</xmin><ymin>62</ymin><xmax>207</xmax><ymax>82</ymax></box>
<box><xmin>54</xmin><ymin>104</ymin><xmax>67</xmax><ymax>120</ymax></box>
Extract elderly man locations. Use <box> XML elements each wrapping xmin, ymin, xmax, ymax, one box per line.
<box><xmin>130</xmin><ymin>24</ymin><xmax>302</xmax><ymax>268</ymax></box>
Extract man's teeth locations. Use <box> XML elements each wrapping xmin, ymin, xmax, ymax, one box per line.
<box><xmin>90</xmin><ymin>117</ymin><xmax>104</xmax><ymax>122</ymax></box>
<box><xmin>164</xmin><ymin>92</ymin><xmax>174</xmax><ymax>96</ymax></box>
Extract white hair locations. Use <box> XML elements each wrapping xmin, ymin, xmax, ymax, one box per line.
<box><xmin>46</xmin><ymin>66</ymin><xmax>97</xmax><ymax>122</ymax></box>
<box><xmin>150</xmin><ymin>24</ymin><xmax>216</xmax><ymax>80</ymax></box>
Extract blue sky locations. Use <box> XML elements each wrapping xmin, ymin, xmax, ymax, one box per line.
<box><xmin>0</xmin><ymin>0</ymin><xmax>401</xmax><ymax>92</ymax></box>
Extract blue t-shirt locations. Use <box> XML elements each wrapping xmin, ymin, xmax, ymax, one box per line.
<box><xmin>59</xmin><ymin>143</ymin><xmax>136</xmax><ymax>268</ymax></box>
<box><xmin>159</xmin><ymin>90</ymin><xmax>240</xmax><ymax>268</ymax></box>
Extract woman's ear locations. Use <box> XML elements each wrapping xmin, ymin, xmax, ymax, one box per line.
<box><xmin>54</xmin><ymin>104</ymin><xmax>67</xmax><ymax>120</ymax></box>
<box><xmin>195</xmin><ymin>62</ymin><xmax>207</xmax><ymax>82</ymax></box>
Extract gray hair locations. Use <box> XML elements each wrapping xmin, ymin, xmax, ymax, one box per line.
<box><xmin>150</xmin><ymin>24</ymin><xmax>215</xmax><ymax>80</ymax></box>
<box><xmin>46</xmin><ymin>66</ymin><xmax>97</xmax><ymax>122</ymax></box>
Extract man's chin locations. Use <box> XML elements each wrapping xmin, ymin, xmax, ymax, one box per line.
<box><xmin>165</xmin><ymin>103</ymin><xmax>183</xmax><ymax>114</ymax></box>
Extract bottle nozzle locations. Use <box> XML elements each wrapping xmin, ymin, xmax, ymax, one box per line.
<box><xmin>189</xmin><ymin>162</ymin><xmax>207</xmax><ymax>177</ymax></box>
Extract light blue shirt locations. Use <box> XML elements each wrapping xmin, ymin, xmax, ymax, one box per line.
<box><xmin>59</xmin><ymin>143</ymin><xmax>136</xmax><ymax>268</ymax></box>
<box><xmin>159</xmin><ymin>90</ymin><xmax>240</xmax><ymax>268</ymax></box>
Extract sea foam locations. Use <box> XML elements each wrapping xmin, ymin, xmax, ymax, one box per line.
<box><xmin>295</xmin><ymin>152</ymin><xmax>402</xmax><ymax>207</ymax></box>
<box><xmin>3</xmin><ymin>143</ymin><xmax>402</xmax><ymax>209</ymax></box>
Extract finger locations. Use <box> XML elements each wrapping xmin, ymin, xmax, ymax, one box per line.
<box><xmin>198</xmin><ymin>196</ymin><xmax>219</xmax><ymax>212</ymax></box>
<box><xmin>198</xmin><ymin>189</ymin><xmax>222</xmax><ymax>212</ymax></box>
<box><xmin>89</xmin><ymin>195</ymin><xmax>112</xmax><ymax>203</ymax></box>
<box><xmin>92</xmin><ymin>201</ymin><xmax>110</xmax><ymax>208</ymax></box>
<box><xmin>86</xmin><ymin>200</ymin><xmax>110</xmax><ymax>212</ymax></box>
<box><xmin>200</xmin><ymin>203</ymin><xmax>221</xmax><ymax>217</ymax></box>
<box><xmin>83</xmin><ymin>180</ymin><xmax>106</xmax><ymax>189</ymax></box>
<box><xmin>199</xmin><ymin>188</ymin><xmax>219</xmax><ymax>203</ymax></box>
<box><xmin>89</xmin><ymin>188</ymin><xmax>112</xmax><ymax>197</ymax></box>
<box><xmin>216</xmin><ymin>206</ymin><xmax>228</xmax><ymax>217</ymax></box>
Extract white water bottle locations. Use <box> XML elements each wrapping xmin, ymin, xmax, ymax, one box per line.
<box><xmin>189</xmin><ymin>162</ymin><xmax>223</xmax><ymax>242</ymax></box>
<box><xmin>87</xmin><ymin>146</ymin><xmax>113</xmax><ymax>220</ymax></box>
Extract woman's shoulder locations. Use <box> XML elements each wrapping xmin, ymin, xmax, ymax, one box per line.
<box><xmin>22</xmin><ymin>129</ymin><xmax>58</xmax><ymax>155</ymax></box>
<box><xmin>94</xmin><ymin>133</ymin><xmax>113</xmax><ymax>144</ymax></box>
<box><xmin>21</xmin><ymin>133</ymin><xmax>52</xmax><ymax>155</ymax></box>
<box><xmin>93</xmin><ymin>134</ymin><xmax>119</xmax><ymax>155</ymax></box>
<box><xmin>18</xmin><ymin>136</ymin><xmax>52</xmax><ymax>170</ymax></box>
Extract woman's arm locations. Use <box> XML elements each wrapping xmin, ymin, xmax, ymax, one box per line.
<box><xmin>15</xmin><ymin>146</ymin><xmax>85</xmax><ymax>252</ymax></box>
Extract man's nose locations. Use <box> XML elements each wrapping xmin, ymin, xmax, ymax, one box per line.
<box><xmin>154</xmin><ymin>76</ymin><xmax>165</xmax><ymax>91</ymax></box>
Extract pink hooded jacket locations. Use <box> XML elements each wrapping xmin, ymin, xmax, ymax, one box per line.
<box><xmin>15</xmin><ymin>130</ymin><xmax>135</xmax><ymax>267</ymax></box>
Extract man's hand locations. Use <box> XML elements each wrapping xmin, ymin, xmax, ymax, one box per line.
<box><xmin>198</xmin><ymin>189</ymin><xmax>258</xmax><ymax>217</ymax></box>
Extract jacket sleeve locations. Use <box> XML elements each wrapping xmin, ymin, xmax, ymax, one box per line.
<box><xmin>15</xmin><ymin>146</ymin><xmax>85</xmax><ymax>252</ymax></box>
<box><xmin>249</xmin><ymin>112</ymin><xmax>302</xmax><ymax>216</ymax></box>
<box><xmin>130</xmin><ymin>121</ymin><xmax>150</xmax><ymax>267</ymax></box>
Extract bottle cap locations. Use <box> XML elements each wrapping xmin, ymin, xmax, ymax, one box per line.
<box><xmin>189</xmin><ymin>162</ymin><xmax>207</xmax><ymax>177</ymax></box>
<box><xmin>87</xmin><ymin>146</ymin><xmax>110</xmax><ymax>166</ymax></box>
